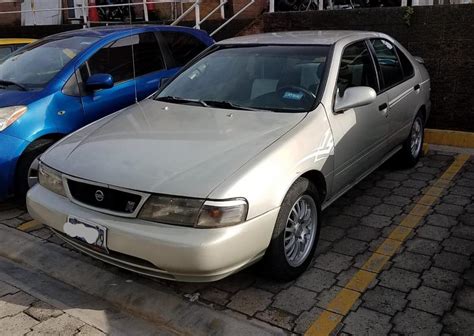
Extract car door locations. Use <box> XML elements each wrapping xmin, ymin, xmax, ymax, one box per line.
<box><xmin>78</xmin><ymin>35</ymin><xmax>137</xmax><ymax>124</ymax></box>
<box><xmin>369</xmin><ymin>39</ymin><xmax>417</xmax><ymax>149</ymax></box>
<box><xmin>330</xmin><ymin>40</ymin><xmax>389</xmax><ymax>194</ymax></box>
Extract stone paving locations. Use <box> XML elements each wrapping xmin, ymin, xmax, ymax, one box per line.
<box><xmin>0</xmin><ymin>149</ymin><xmax>473</xmax><ymax>335</ymax></box>
<box><xmin>0</xmin><ymin>280</ymin><xmax>105</xmax><ymax>336</ymax></box>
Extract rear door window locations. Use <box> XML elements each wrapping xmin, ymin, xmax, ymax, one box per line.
<box><xmin>133</xmin><ymin>32</ymin><xmax>165</xmax><ymax>77</ymax></box>
<box><xmin>370</xmin><ymin>39</ymin><xmax>404</xmax><ymax>90</ymax></box>
<box><xmin>160</xmin><ymin>31</ymin><xmax>207</xmax><ymax>67</ymax></box>
<box><xmin>337</xmin><ymin>41</ymin><xmax>379</xmax><ymax>96</ymax></box>
<box><xmin>396</xmin><ymin>46</ymin><xmax>414</xmax><ymax>79</ymax></box>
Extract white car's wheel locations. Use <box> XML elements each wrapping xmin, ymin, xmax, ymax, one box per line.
<box><xmin>398</xmin><ymin>111</ymin><xmax>425</xmax><ymax>167</ymax></box>
<box><xmin>263</xmin><ymin>177</ymin><xmax>321</xmax><ymax>281</ymax></box>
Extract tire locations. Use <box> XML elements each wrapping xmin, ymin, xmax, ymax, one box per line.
<box><xmin>397</xmin><ymin>111</ymin><xmax>425</xmax><ymax>168</ymax></box>
<box><xmin>262</xmin><ymin>177</ymin><xmax>321</xmax><ymax>281</ymax></box>
<box><xmin>15</xmin><ymin>139</ymin><xmax>55</xmax><ymax>198</ymax></box>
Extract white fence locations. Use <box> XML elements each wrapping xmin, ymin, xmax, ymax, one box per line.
<box><xmin>0</xmin><ymin>0</ymin><xmax>255</xmax><ymax>36</ymax></box>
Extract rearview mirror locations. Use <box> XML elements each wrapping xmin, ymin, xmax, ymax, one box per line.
<box><xmin>85</xmin><ymin>73</ymin><xmax>114</xmax><ymax>91</ymax></box>
<box><xmin>334</xmin><ymin>86</ymin><xmax>377</xmax><ymax>113</ymax></box>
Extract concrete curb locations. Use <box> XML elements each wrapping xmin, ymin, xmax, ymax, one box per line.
<box><xmin>0</xmin><ymin>256</ymin><xmax>177</xmax><ymax>336</ymax></box>
<box><xmin>0</xmin><ymin>225</ymin><xmax>284</xmax><ymax>336</ymax></box>
<box><xmin>425</xmin><ymin>128</ymin><xmax>474</xmax><ymax>148</ymax></box>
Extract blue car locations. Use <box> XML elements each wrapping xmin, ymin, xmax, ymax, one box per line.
<box><xmin>0</xmin><ymin>25</ymin><xmax>214</xmax><ymax>200</ymax></box>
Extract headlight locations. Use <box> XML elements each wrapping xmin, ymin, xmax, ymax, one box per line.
<box><xmin>138</xmin><ymin>196</ymin><xmax>248</xmax><ymax>228</ymax></box>
<box><xmin>0</xmin><ymin>106</ymin><xmax>27</xmax><ymax>131</ymax></box>
<box><xmin>38</xmin><ymin>162</ymin><xmax>66</xmax><ymax>197</ymax></box>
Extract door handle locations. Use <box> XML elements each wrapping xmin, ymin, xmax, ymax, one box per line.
<box><xmin>414</xmin><ymin>84</ymin><xmax>421</xmax><ymax>92</ymax></box>
<box><xmin>379</xmin><ymin>103</ymin><xmax>388</xmax><ymax>117</ymax></box>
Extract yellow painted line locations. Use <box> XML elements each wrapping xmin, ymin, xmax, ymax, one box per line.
<box><xmin>425</xmin><ymin>129</ymin><xmax>474</xmax><ymax>148</ymax></box>
<box><xmin>346</xmin><ymin>270</ymin><xmax>377</xmax><ymax>293</ymax></box>
<box><xmin>326</xmin><ymin>288</ymin><xmax>360</xmax><ymax>315</ymax></box>
<box><xmin>17</xmin><ymin>220</ymin><xmax>42</xmax><ymax>232</ymax></box>
<box><xmin>305</xmin><ymin>153</ymin><xmax>469</xmax><ymax>336</ymax></box>
<box><xmin>361</xmin><ymin>253</ymin><xmax>390</xmax><ymax>273</ymax></box>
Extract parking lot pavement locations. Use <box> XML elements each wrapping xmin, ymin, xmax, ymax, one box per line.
<box><xmin>0</xmin><ymin>148</ymin><xmax>473</xmax><ymax>335</ymax></box>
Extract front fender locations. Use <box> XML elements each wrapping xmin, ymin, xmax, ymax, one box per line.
<box><xmin>208</xmin><ymin>105</ymin><xmax>334</xmax><ymax>219</ymax></box>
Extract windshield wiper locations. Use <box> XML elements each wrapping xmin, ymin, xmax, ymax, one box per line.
<box><xmin>155</xmin><ymin>96</ymin><xmax>208</xmax><ymax>107</ymax></box>
<box><xmin>203</xmin><ymin>100</ymin><xmax>265</xmax><ymax>111</ymax></box>
<box><xmin>0</xmin><ymin>80</ymin><xmax>28</xmax><ymax>91</ymax></box>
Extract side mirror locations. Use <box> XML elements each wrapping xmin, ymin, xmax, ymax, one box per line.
<box><xmin>85</xmin><ymin>73</ymin><xmax>114</xmax><ymax>91</ymax></box>
<box><xmin>334</xmin><ymin>86</ymin><xmax>377</xmax><ymax>113</ymax></box>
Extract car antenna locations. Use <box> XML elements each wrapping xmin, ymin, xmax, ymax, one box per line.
<box><xmin>128</xmin><ymin>0</ymin><xmax>138</xmax><ymax>104</ymax></box>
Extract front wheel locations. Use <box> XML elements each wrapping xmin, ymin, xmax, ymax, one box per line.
<box><xmin>262</xmin><ymin>178</ymin><xmax>321</xmax><ymax>281</ymax></box>
<box><xmin>397</xmin><ymin>112</ymin><xmax>425</xmax><ymax>167</ymax></box>
<box><xmin>15</xmin><ymin>139</ymin><xmax>55</xmax><ymax>197</ymax></box>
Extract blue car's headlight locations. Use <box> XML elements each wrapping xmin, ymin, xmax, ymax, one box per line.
<box><xmin>0</xmin><ymin>106</ymin><xmax>27</xmax><ymax>131</ymax></box>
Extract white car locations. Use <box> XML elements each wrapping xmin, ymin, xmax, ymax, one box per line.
<box><xmin>27</xmin><ymin>31</ymin><xmax>430</xmax><ymax>282</ymax></box>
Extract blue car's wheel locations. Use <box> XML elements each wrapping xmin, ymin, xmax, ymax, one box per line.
<box><xmin>15</xmin><ymin>139</ymin><xmax>54</xmax><ymax>197</ymax></box>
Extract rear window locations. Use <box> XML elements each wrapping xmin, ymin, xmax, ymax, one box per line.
<box><xmin>161</xmin><ymin>31</ymin><xmax>207</xmax><ymax>67</ymax></box>
<box><xmin>396</xmin><ymin>47</ymin><xmax>414</xmax><ymax>79</ymax></box>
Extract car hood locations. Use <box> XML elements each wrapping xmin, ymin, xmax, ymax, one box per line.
<box><xmin>0</xmin><ymin>89</ymin><xmax>41</xmax><ymax>107</ymax></box>
<box><xmin>43</xmin><ymin>99</ymin><xmax>306</xmax><ymax>198</ymax></box>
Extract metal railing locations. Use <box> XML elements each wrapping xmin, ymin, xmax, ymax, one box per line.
<box><xmin>0</xmin><ymin>0</ymin><xmax>256</xmax><ymax>37</ymax></box>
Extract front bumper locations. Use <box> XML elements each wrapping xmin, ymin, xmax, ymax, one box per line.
<box><xmin>0</xmin><ymin>133</ymin><xmax>29</xmax><ymax>200</ymax></box>
<box><xmin>27</xmin><ymin>184</ymin><xmax>279</xmax><ymax>282</ymax></box>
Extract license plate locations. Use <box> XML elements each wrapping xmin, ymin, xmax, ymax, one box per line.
<box><xmin>64</xmin><ymin>216</ymin><xmax>108</xmax><ymax>254</ymax></box>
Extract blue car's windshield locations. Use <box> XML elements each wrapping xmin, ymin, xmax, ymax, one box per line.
<box><xmin>0</xmin><ymin>35</ymin><xmax>99</xmax><ymax>90</ymax></box>
<box><xmin>156</xmin><ymin>45</ymin><xmax>329</xmax><ymax>112</ymax></box>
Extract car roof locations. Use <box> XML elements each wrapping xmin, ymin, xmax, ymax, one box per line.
<box><xmin>45</xmin><ymin>25</ymin><xmax>204</xmax><ymax>39</ymax></box>
<box><xmin>218</xmin><ymin>30</ymin><xmax>383</xmax><ymax>45</ymax></box>
<box><xmin>0</xmin><ymin>38</ymin><xmax>36</xmax><ymax>45</ymax></box>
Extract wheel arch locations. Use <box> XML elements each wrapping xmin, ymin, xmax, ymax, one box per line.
<box><xmin>298</xmin><ymin>170</ymin><xmax>327</xmax><ymax>204</ymax></box>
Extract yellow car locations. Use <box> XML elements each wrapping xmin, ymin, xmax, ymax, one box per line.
<box><xmin>0</xmin><ymin>38</ymin><xmax>36</xmax><ymax>59</ymax></box>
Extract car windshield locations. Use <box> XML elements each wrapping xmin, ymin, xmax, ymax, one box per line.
<box><xmin>0</xmin><ymin>35</ymin><xmax>99</xmax><ymax>90</ymax></box>
<box><xmin>156</xmin><ymin>45</ymin><xmax>329</xmax><ymax>112</ymax></box>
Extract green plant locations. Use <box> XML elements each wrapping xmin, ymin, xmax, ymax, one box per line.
<box><xmin>403</xmin><ymin>7</ymin><xmax>415</xmax><ymax>27</ymax></box>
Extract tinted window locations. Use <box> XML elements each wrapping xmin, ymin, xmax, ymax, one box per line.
<box><xmin>133</xmin><ymin>32</ymin><xmax>165</xmax><ymax>77</ymax></box>
<box><xmin>370</xmin><ymin>39</ymin><xmax>404</xmax><ymax>89</ymax></box>
<box><xmin>337</xmin><ymin>41</ymin><xmax>378</xmax><ymax>96</ymax></box>
<box><xmin>161</xmin><ymin>31</ymin><xmax>207</xmax><ymax>67</ymax></box>
<box><xmin>0</xmin><ymin>36</ymin><xmax>98</xmax><ymax>89</ymax></box>
<box><xmin>396</xmin><ymin>46</ymin><xmax>414</xmax><ymax>79</ymax></box>
<box><xmin>82</xmin><ymin>35</ymin><xmax>135</xmax><ymax>83</ymax></box>
<box><xmin>0</xmin><ymin>46</ymin><xmax>13</xmax><ymax>60</ymax></box>
<box><xmin>157</xmin><ymin>45</ymin><xmax>329</xmax><ymax>113</ymax></box>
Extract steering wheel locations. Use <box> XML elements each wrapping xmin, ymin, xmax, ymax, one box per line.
<box><xmin>277</xmin><ymin>85</ymin><xmax>316</xmax><ymax>100</ymax></box>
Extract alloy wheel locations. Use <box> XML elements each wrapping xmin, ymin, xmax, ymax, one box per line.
<box><xmin>284</xmin><ymin>195</ymin><xmax>317</xmax><ymax>267</ymax></box>
<box><xmin>410</xmin><ymin>117</ymin><xmax>423</xmax><ymax>158</ymax></box>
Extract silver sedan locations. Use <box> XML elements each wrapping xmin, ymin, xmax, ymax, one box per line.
<box><xmin>27</xmin><ymin>31</ymin><xmax>430</xmax><ymax>282</ymax></box>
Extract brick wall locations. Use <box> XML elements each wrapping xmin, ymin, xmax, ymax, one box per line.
<box><xmin>262</xmin><ymin>5</ymin><xmax>474</xmax><ymax>132</ymax></box>
<box><xmin>0</xmin><ymin>1</ymin><xmax>21</xmax><ymax>25</ymax></box>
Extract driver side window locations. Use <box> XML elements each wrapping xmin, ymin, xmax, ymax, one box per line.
<box><xmin>337</xmin><ymin>41</ymin><xmax>378</xmax><ymax>97</ymax></box>
<box><xmin>80</xmin><ymin>35</ymin><xmax>135</xmax><ymax>87</ymax></box>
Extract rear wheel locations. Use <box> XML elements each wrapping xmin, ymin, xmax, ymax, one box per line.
<box><xmin>15</xmin><ymin>139</ymin><xmax>55</xmax><ymax>197</ymax></box>
<box><xmin>262</xmin><ymin>178</ymin><xmax>321</xmax><ymax>281</ymax></box>
<box><xmin>397</xmin><ymin>112</ymin><xmax>425</xmax><ymax>167</ymax></box>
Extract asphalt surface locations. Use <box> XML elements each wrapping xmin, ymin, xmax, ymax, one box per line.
<box><xmin>0</xmin><ymin>148</ymin><xmax>473</xmax><ymax>335</ymax></box>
